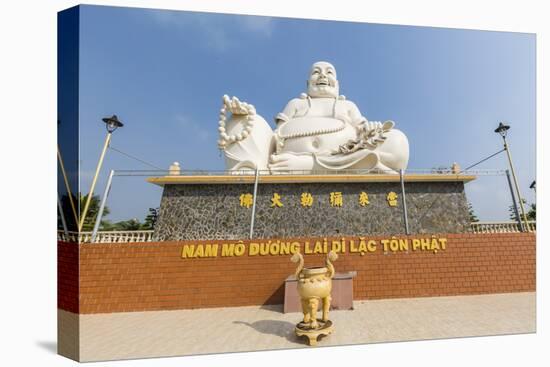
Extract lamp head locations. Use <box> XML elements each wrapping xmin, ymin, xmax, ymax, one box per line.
<box><xmin>102</xmin><ymin>115</ymin><xmax>124</xmax><ymax>133</ymax></box>
<box><xmin>494</xmin><ymin>122</ymin><xmax>510</xmax><ymax>138</ymax></box>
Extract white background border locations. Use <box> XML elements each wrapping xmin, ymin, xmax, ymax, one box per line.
<box><xmin>0</xmin><ymin>1</ymin><xmax>547</xmax><ymax>366</ymax></box>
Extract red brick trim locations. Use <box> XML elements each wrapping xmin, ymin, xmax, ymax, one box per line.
<box><xmin>58</xmin><ymin>233</ymin><xmax>535</xmax><ymax>314</ymax></box>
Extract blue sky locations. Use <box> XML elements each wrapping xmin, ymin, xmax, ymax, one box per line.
<box><xmin>76</xmin><ymin>5</ymin><xmax>535</xmax><ymax>222</ymax></box>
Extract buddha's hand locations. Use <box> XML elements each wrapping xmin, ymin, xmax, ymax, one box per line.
<box><xmin>356</xmin><ymin>120</ymin><xmax>395</xmax><ymax>148</ymax></box>
<box><xmin>358</xmin><ymin>120</ymin><xmax>394</xmax><ymax>134</ymax></box>
<box><xmin>268</xmin><ymin>153</ymin><xmax>315</xmax><ymax>171</ymax></box>
<box><xmin>222</xmin><ymin>95</ymin><xmax>256</xmax><ymax>116</ymax></box>
<box><xmin>359</xmin><ymin>120</ymin><xmax>382</xmax><ymax>134</ymax></box>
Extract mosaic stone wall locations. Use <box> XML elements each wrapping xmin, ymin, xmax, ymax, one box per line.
<box><xmin>153</xmin><ymin>181</ymin><xmax>471</xmax><ymax>241</ymax></box>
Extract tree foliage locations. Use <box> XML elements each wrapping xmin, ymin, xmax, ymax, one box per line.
<box><xmin>99</xmin><ymin>208</ymin><xmax>159</xmax><ymax>231</ymax></box>
<box><xmin>527</xmin><ymin>203</ymin><xmax>536</xmax><ymax>221</ymax></box>
<box><xmin>143</xmin><ymin>207</ymin><xmax>159</xmax><ymax>230</ymax></box>
<box><xmin>508</xmin><ymin>199</ymin><xmax>536</xmax><ymax>222</ymax></box>
<box><xmin>79</xmin><ymin>193</ymin><xmax>110</xmax><ymax>231</ymax></box>
<box><xmin>59</xmin><ymin>195</ymin><xmax>159</xmax><ymax>232</ymax></box>
<box><xmin>58</xmin><ymin>192</ymin><xmax>78</xmax><ymax>231</ymax></box>
<box><xmin>468</xmin><ymin>202</ymin><xmax>479</xmax><ymax>223</ymax></box>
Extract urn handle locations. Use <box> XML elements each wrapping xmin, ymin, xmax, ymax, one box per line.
<box><xmin>326</xmin><ymin>250</ymin><xmax>338</xmax><ymax>279</ymax></box>
<box><xmin>290</xmin><ymin>252</ymin><xmax>304</xmax><ymax>279</ymax></box>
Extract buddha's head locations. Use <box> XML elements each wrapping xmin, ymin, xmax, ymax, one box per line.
<box><xmin>307</xmin><ymin>61</ymin><xmax>339</xmax><ymax>98</ymax></box>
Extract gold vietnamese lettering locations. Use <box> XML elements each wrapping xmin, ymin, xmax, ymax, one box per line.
<box><xmin>181</xmin><ymin>244</ymin><xmax>219</xmax><ymax>258</ymax></box>
<box><xmin>179</xmin><ymin>236</ymin><xmax>448</xmax><ymax>259</ymax></box>
<box><xmin>249</xmin><ymin>242</ymin><xmax>260</xmax><ymax>256</ymax></box>
<box><xmin>367</xmin><ymin>240</ymin><xmax>377</xmax><ymax>252</ymax></box>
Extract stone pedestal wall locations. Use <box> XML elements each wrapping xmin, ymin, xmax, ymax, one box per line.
<box><xmin>154</xmin><ymin>180</ymin><xmax>470</xmax><ymax>241</ymax></box>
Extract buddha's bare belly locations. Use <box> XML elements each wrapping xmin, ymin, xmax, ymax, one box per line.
<box><xmin>278</xmin><ymin>117</ymin><xmax>357</xmax><ymax>154</ymax></box>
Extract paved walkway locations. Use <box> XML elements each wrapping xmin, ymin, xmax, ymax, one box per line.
<box><xmin>77</xmin><ymin>292</ymin><xmax>536</xmax><ymax>362</ymax></box>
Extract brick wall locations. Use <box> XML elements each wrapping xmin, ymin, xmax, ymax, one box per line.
<box><xmin>58</xmin><ymin>233</ymin><xmax>535</xmax><ymax>314</ymax></box>
<box><xmin>58</xmin><ymin>241</ymin><xmax>79</xmax><ymax>313</ymax></box>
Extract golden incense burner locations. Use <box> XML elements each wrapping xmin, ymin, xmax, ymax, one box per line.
<box><xmin>290</xmin><ymin>250</ymin><xmax>338</xmax><ymax>345</ymax></box>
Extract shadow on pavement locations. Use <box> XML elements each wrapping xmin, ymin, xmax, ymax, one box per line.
<box><xmin>233</xmin><ymin>320</ymin><xmax>303</xmax><ymax>344</ymax></box>
<box><xmin>259</xmin><ymin>304</ymin><xmax>284</xmax><ymax>313</ymax></box>
<box><xmin>36</xmin><ymin>340</ymin><xmax>57</xmax><ymax>354</ymax></box>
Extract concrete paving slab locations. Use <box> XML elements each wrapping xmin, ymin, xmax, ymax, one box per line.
<box><xmin>74</xmin><ymin>292</ymin><xmax>535</xmax><ymax>362</ymax></box>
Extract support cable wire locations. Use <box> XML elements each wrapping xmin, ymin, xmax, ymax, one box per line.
<box><xmin>461</xmin><ymin>149</ymin><xmax>505</xmax><ymax>172</ymax></box>
<box><xmin>108</xmin><ymin>145</ymin><xmax>164</xmax><ymax>170</ymax></box>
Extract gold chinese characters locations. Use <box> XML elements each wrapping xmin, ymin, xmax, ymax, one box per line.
<box><xmin>300</xmin><ymin>192</ymin><xmax>313</xmax><ymax>207</ymax></box>
<box><xmin>271</xmin><ymin>193</ymin><xmax>283</xmax><ymax>207</ymax></box>
<box><xmin>359</xmin><ymin>191</ymin><xmax>370</xmax><ymax>206</ymax></box>
<box><xmin>238</xmin><ymin>191</ymin><xmax>399</xmax><ymax>208</ymax></box>
<box><xmin>329</xmin><ymin>192</ymin><xmax>343</xmax><ymax>207</ymax></box>
<box><xmin>239</xmin><ymin>193</ymin><xmax>253</xmax><ymax>208</ymax></box>
<box><xmin>387</xmin><ymin>191</ymin><xmax>398</xmax><ymax>206</ymax></box>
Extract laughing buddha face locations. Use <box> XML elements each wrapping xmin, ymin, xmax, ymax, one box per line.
<box><xmin>307</xmin><ymin>61</ymin><xmax>340</xmax><ymax>98</ymax></box>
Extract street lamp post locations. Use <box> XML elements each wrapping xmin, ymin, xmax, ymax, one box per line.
<box><xmin>494</xmin><ymin>122</ymin><xmax>530</xmax><ymax>232</ymax></box>
<box><xmin>79</xmin><ymin>115</ymin><xmax>124</xmax><ymax>231</ymax></box>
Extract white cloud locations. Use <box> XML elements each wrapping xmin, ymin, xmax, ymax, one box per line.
<box><xmin>240</xmin><ymin>16</ymin><xmax>274</xmax><ymax>37</ymax></box>
<box><xmin>148</xmin><ymin>9</ymin><xmax>274</xmax><ymax>52</ymax></box>
<box><xmin>174</xmin><ymin>114</ymin><xmax>211</xmax><ymax>141</ymax></box>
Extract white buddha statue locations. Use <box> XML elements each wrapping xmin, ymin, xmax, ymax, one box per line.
<box><xmin>217</xmin><ymin>61</ymin><xmax>409</xmax><ymax>173</ymax></box>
